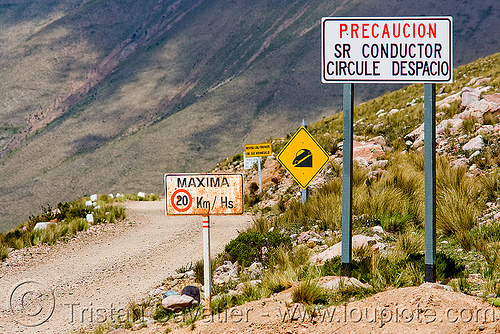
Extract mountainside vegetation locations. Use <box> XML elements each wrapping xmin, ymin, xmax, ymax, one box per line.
<box><xmin>131</xmin><ymin>53</ymin><xmax>500</xmax><ymax>332</ymax></box>
<box><xmin>1</xmin><ymin>0</ymin><xmax>499</xmax><ymax>231</ymax></box>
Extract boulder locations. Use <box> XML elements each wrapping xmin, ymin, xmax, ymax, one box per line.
<box><xmin>320</xmin><ymin>276</ymin><xmax>372</xmax><ymax>291</ymax></box>
<box><xmin>371</xmin><ymin>160</ymin><xmax>388</xmax><ymax>169</ymax></box>
<box><xmin>451</xmin><ymin>157</ymin><xmax>469</xmax><ymax>169</ymax></box>
<box><xmin>247</xmin><ymin>262</ymin><xmax>263</xmax><ymax>278</ymax></box>
<box><xmin>180</xmin><ymin>285</ymin><xmax>200</xmax><ymax>303</ymax></box>
<box><xmin>297</xmin><ymin>230</ymin><xmax>312</xmax><ymax>244</ymax></box>
<box><xmin>162</xmin><ymin>294</ymin><xmax>197</xmax><ymax>311</ymax></box>
<box><xmin>484</xmin><ymin>93</ymin><xmax>500</xmax><ymax>104</ymax></box>
<box><xmin>353</xmin><ymin>141</ymin><xmax>385</xmax><ymax>162</ymax></box>
<box><xmin>309</xmin><ymin>235</ymin><xmax>386</xmax><ymax>265</ymax></box>
<box><xmin>236</xmin><ymin>280</ymin><xmax>262</xmax><ymax>293</ymax></box>
<box><xmin>33</xmin><ymin>222</ymin><xmax>48</xmax><ymax>231</ymax></box>
<box><xmin>420</xmin><ymin>282</ymin><xmax>453</xmax><ymax>292</ymax></box>
<box><xmin>463</xmin><ymin>135</ymin><xmax>484</xmax><ymax>151</ymax></box>
<box><xmin>370</xmin><ymin>136</ymin><xmax>387</xmax><ymax>147</ymax></box>
<box><xmin>437</xmin><ymin>118</ymin><xmax>463</xmax><ymax>134</ymax></box>
<box><xmin>479</xmin><ymin>125</ymin><xmax>494</xmax><ymax>135</ymax></box>
<box><xmin>412</xmin><ymin>134</ymin><xmax>424</xmax><ymax>149</ymax></box>
<box><xmin>436</xmin><ymin>92</ymin><xmax>461</xmax><ymax>109</ymax></box>
<box><xmin>461</xmin><ymin>88</ymin><xmax>481</xmax><ymax>107</ymax></box>
<box><xmin>469</xmin><ymin>151</ymin><xmax>480</xmax><ymax>160</ymax></box>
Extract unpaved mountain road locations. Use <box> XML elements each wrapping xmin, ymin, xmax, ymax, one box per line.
<box><xmin>0</xmin><ymin>200</ymin><xmax>252</xmax><ymax>333</ymax></box>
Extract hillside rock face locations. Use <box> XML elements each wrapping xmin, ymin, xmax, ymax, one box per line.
<box><xmin>405</xmin><ymin>86</ymin><xmax>500</xmax><ymax>161</ymax></box>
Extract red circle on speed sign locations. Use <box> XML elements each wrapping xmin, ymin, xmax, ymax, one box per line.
<box><xmin>171</xmin><ymin>189</ymin><xmax>193</xmax><ymax>212</ymax></box>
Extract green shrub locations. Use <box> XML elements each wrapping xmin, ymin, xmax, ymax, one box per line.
<box><xmin>292</xmin><ymin>280</ymin><xmax>328</xmax><ymax>305</ymax></box>
<box><xmin>379</xmin><ymin>213</ymin><xmax>413</xmax><ymax>233</ymax></box>
<box><xmin>321</xmin><ymin>256</ymin><xmax>341</xmax><ymax>276</ymax></box>
<box><xmin>472</xmin><ymin>223</ymin><xmax>500</xmax><ymax>277</ymax></box>
<box><xmin>0</xmin><ymin>244</ymin><xmax>9</xmax><ymax>261</ymax></box>
<box><xmin>393</xmin><ymin>227</ymin><xmax>424</xmax><ymax>262</ymax></box>
<box><xmin>262</xmin><ymin>269</ymin><xmax>295</xmax><ymax>294</ymax></box>
<box><xmin>225</xmin><ymin>230</ymin><xmax>291</xmax><ymax>267</ymax></box>
<box><xmin>436</xmin><ymin>252</ymin><xmax>464</xmax><ymax>280</ymax></box>
<box><xmin>193</xmin><ymin>256</ymin><xmax>221</xmax><ymax>284</ymax></box>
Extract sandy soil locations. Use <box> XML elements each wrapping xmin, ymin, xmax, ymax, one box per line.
<box><xmin>136</xmin><ymin>285</ymin><xmax>500</xmax><ymax>334</ymax></box>
<box><xmin>0</xmin><ymin>200</ymin><xmax>252</xmax><ymax>334</ymax></box>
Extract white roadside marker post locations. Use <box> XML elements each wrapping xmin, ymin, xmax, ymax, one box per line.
<box><xmin>202</xmin><ymin>215</ymin><xmax>211</xmax><ymax>316</ymax></box>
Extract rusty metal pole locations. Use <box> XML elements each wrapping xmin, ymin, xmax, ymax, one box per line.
<box><xmin>203</xmin><ymin>216</ymin><xmax>211</xmax><ymax>315</ymax></box>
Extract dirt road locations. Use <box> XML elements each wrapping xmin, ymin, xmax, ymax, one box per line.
<box><xmin>0</xmin><ymin>200</ymin><xmax>252</xmax><ymax>333</ymax></box>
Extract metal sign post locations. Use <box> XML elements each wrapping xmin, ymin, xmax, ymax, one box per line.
<box><xmin>202</xmin><ymin>216</ymin><xmax>211</xmax><ymax>315</ymax></box>
<box><xmin>424</xmin><ymin>83</ymin><xmax>437</xmax><ymax>282</ymax></box>
<box><xmin>301</xmin><ymin>120</ymin><xmax>309</xmax><ymax>204</ymax></box>
<box><xmin>322</xmin><ymin>16</ymin><xmax>452</xmax><ymax>280</ymax></box>
<box><xmin>341</xmin><ymin>83</ymin><xmax>354</xmax><ymax>275</ymax></box>
<box><xmin>258</xmin><ymin>157</ymin><xmax>262</xmax><ymax>194</ymax></box>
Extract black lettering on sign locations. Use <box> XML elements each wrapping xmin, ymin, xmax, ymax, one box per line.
<box><xmin>177</xmin><ymin>177</ymin><xmax>230</xmax><ymax>188</ymax></box>
<box><xmin>176</xmin><ymin>194</ymin><xmax>189</xmax><ymax>206</ymax></box>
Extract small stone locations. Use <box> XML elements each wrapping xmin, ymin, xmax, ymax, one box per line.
<box><xmin>33</xmin><ymin>222</ymin><xmax>48</xmax><ymax>231</ymax></box>
<box><xmin>463</xmin><ymin>135</ymin><xmax>484</xmax><ymax>151</ymax></box>
<box><xmin>420</xmin><ymin>282</ymin><xmax>453</xmax><ymax>292</ymax></box>
<box><xmin>172</xmin><ymin>272</ymin><xmax>186</xmax><ymax>279</ymax></box>
<box><xmin>307</xmin><ymin>239</ymin><xmax>317</xmax><ymax>248</ymax></box>
<box><xmin>469</xmin><ymin>273</ymin><xmax>481</xmax><ymax>280</ymax></box>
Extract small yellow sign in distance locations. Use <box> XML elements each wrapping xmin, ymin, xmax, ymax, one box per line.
<box><xmin>245</xmin><ymin>143</ymin><xmax>272</xmax><ymax>157</ymax></box>
<box><xmin>276</xmin><ymin>127</ymin><xmax>330</xmax><ymax>189</ymax></box>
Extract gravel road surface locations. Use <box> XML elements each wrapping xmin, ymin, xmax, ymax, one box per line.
<box><xmin>0</xmin><ymin>200</ymin><xmax>252</xmax><ymax>333</ymax></box>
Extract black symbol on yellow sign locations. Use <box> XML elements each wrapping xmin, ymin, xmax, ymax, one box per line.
<box><xmin>276</xmin><ymin>126</ymin><xmax>330</xmax><ymax>189</ymax></box>
<box><xmin>293</xmin><ymin>149</ymin><xmax>313</xmax><ymax>167</ymax></box>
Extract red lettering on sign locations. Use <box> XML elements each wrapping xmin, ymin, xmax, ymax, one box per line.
<box><xmin>340</xmin><ymin>23</ymin><xmax>348</xmax><ymax>38</ymax></box>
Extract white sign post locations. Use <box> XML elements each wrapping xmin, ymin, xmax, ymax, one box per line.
<box><xmin>164</xmin><ymin>173</ymin><xmax>243</xmax><ymax>314</ymax></box>
<box><xmin>322</xmin><ymin>17</ymin><xmax>453</xmax><ymax>83</ymax></box>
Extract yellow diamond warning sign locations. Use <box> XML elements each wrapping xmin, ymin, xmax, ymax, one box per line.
<box><xmin>277</xmin><ymin>127</ymin><xmax>330</xmax><ymax>189</ymax></box>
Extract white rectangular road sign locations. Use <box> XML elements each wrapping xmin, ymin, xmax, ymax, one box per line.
<box><xmin>322</xmin><ymin>17</ymin><xmax>453</xmax><ymax>83</ymax></box>
<box><xmin>244</xmin><ymin>153</ymin><xmax>260</xmax><ymax>170</ymax></box>
<box><xmin>165</xmin><ymin>173</ymin><xmax>243</xmax><ymax>215</ymax></box>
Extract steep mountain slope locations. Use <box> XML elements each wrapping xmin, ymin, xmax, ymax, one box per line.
<box><xmin>0</xmin><ymin>0</ymin><xmax>499</xmax><ymax>231</ymax></box>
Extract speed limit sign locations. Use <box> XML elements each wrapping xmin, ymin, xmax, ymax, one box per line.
<box><xmin>170</xmin><ymin>189</ymin><xmax>193</xmax><ymax>212</ymax></box>
<box><xmin>164</xmin><ymin>173</ymin><xmax>243</xmax><ymax>215</ymax></box>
